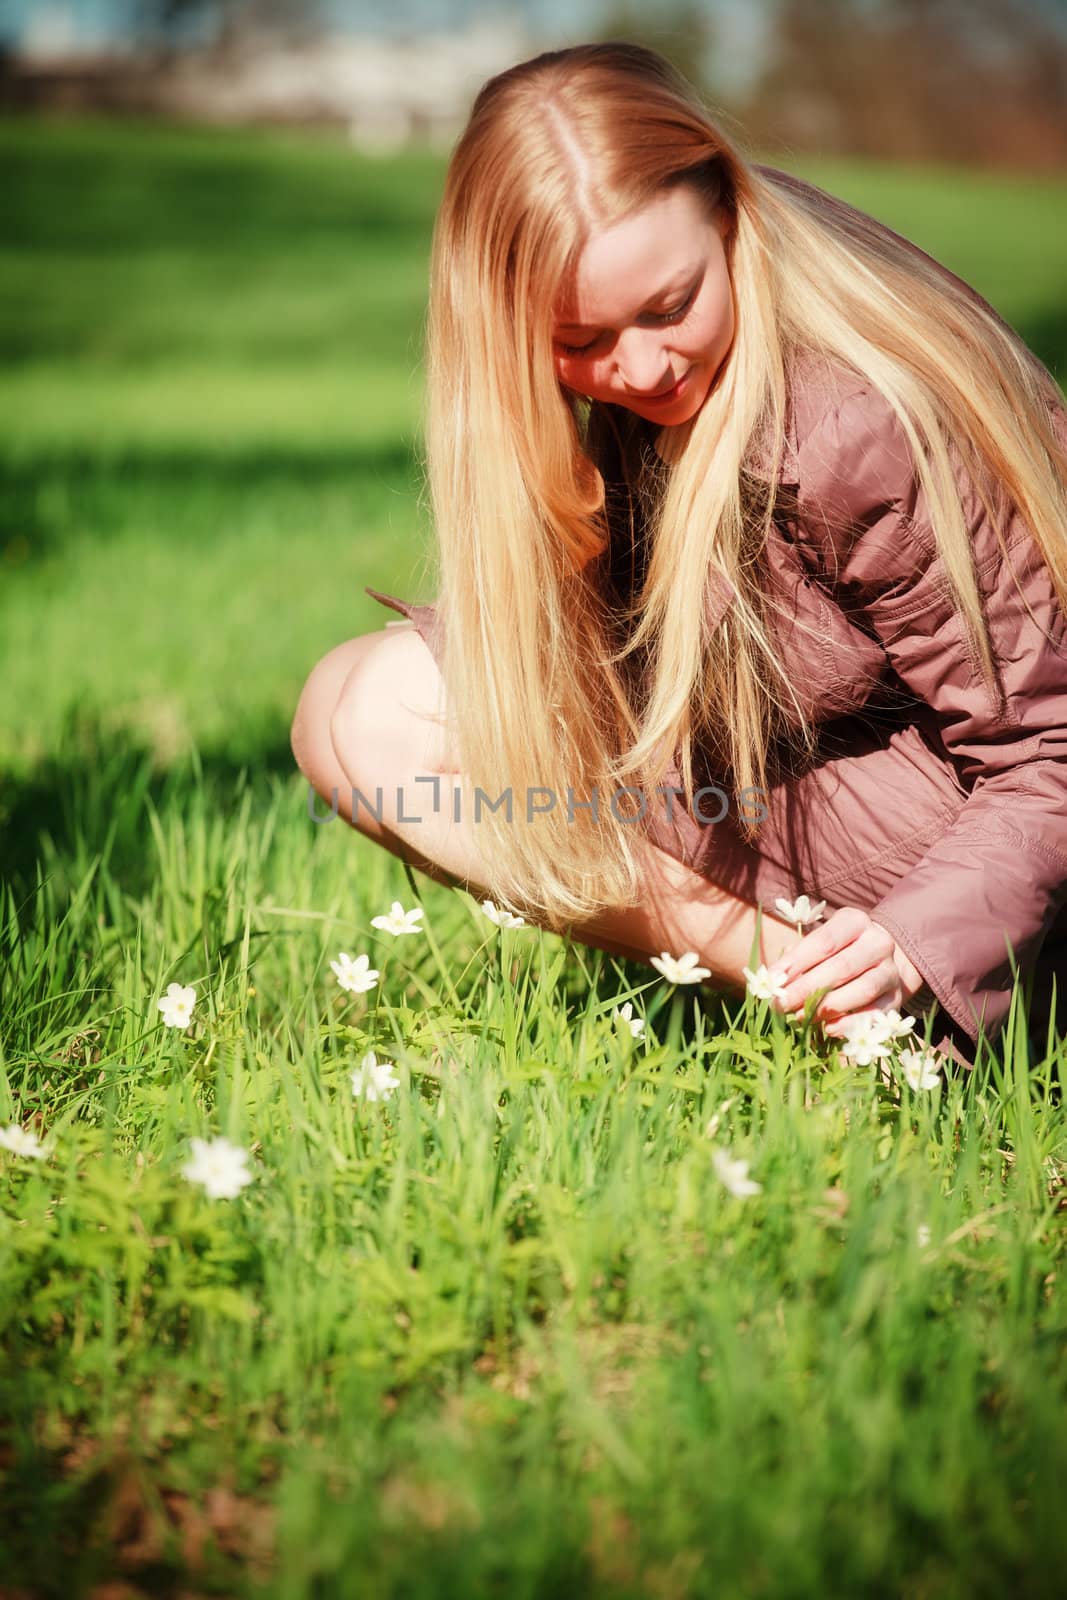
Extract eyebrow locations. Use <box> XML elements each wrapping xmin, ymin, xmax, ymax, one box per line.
<box><xmin>554</xmin><ymin>265</ymin><xmax>701</xmax><ymax>332</ymax></box>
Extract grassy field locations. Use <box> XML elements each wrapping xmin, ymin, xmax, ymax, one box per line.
<box><xmin>1</xmin><ymin>115</ymin><xmax>1066</xmax><ymax>1598</ymax></box>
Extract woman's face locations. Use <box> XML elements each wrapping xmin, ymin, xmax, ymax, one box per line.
<box><xmin>552</xmin><ymin>183</ymin><xmax>736</xmax><ymax>428</ymax></box>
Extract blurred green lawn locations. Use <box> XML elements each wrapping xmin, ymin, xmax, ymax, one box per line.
<box><xmin>1</xmin><ymin>117</ymin><xmax>1065</xmax><ymax>778</ymax></box>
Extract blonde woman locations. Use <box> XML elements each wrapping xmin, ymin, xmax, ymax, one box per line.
<box><xmin>292</xmin><ymin>42</ymin><xmax>1067</xmax><ymax>1070</ymax></box>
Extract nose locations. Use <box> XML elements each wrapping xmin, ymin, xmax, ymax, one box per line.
<box><xmin>615</xmin><ymin>329</ymin><xmax>673</xmax><ymax>396</ymax></box>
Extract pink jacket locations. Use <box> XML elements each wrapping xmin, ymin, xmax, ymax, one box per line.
<box><xmin>367</xmin><ymin>182</ymin><xmax>1067</xmax><ymax>1067</ymax></box>
<box><xmin>688</xmin><ymin>342</ymin><xmax>1067</xmax><ymax>1065</ymax></box>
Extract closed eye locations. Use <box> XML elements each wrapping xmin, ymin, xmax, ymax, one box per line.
<box><xmin>652</xmin><ymin>284</ymin><xmax>697</xmax><ymax>326</ymax></box>
<box><xmin>557</xmin><ymin>335</ymin><xmax>600</xmax><ymax>358</ymax></box>
<box><xmin>554</xmin><ymin>282</ymin><xmax>699</xmax><ymax>358</ymax></box>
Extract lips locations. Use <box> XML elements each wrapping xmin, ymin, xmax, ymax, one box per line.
<box><xmin>639</xmin><ymin>368</ymin><xmax>691</xmax><ymax>402</ymax></box>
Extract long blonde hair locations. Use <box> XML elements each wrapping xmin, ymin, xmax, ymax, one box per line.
<box><xmin>423</xmin><ymin>40</ymin><xmax>1067</xmax><ymax>929</ymax></box>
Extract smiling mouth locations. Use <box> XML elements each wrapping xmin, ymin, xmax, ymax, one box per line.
<box><xmin>637</xmin><ymin>369</ymin><xmax>691</xmax><ymax>403</ymax></box>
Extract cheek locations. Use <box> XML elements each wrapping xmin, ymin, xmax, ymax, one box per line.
<box><xmin>556</xmin><ymin>356</ymin><xmax>605</xmax><ymax>395</ymax></box>
<box><xmin>689</xmin><ymin>276</ymin><xmax>733</xmax><ymax>350</ymax></box>
<box><xmin>711</xmin><ymin>278</ymin><xmax>736</xmax><ymax>342</ymax></box>
<box><xmin>684</xmin><ymin>308</ymin><xmax>726</xmax><ymax>362</ymax></box>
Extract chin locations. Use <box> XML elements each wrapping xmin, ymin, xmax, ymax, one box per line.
<box><xmin>641</xmin><ymin>391</ymin><xmax>707</xmax><ymax>428</ymax></box>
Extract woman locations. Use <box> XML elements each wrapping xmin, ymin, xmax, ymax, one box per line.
<box><xmin>292</xmin><ymin>42</ymin><xmax>1067</xmax><ymax>1070</ymax></box>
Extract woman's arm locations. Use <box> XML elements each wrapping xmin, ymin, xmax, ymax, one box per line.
<box><xmin>786</xmin><ymin>374</ymin><xmax>1067</xmax><ymax>1047</ymax></box>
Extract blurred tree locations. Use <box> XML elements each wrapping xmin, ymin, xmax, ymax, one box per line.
<box><xmin>592</xmin><ymin>2</ymin><xmax>715</xmax><ymax>92</ymax></box>
<box><xmin>743</xmin><ymin>0</ymin><xmax>1067</xmax><ymax>170</ymax></box>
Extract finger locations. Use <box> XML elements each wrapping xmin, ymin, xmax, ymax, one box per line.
<box><xmin>783</xmin><ymin>962</ymin><xmax>897</xmax><ymax>1024</ymax></box>
<box><xmin>807</xmin><ymin>962</ymin><xmax>900</xmax><ymax>1021</ymax></box>
<box><xmin>819</xmin><ymin>983</ymin><xmax>901</xmax><ymax>1032</ymax></box>
<box><xmin>777</xmin><ymin>936</ymin><xmax>893</xmax><ymax>1015</ymax></box>
<box><xmin>768</xmin><ymin>906</ymin><xmax>873</xmax><ymax>984</ymax></box>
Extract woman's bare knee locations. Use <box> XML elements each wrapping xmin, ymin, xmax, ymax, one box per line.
<box><xmin>329</xmin><ymin>627</ymin><xmax>456</xmax><ymax>794</ymax></box>
<box><xmin>291</xmin><ymin>632</ymin><xmax>381</xmax><ymax>799</ymax></box>
<box><xmin>292</xmin><ymin>626</ymin><xmax>458</xmax><ymax>845</ymax></box>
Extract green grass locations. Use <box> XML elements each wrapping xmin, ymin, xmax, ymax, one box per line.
<box><xmin>1</xmin><ymin>115</ymin><xmax>1066</xmax><ymax>1598</ymax></box>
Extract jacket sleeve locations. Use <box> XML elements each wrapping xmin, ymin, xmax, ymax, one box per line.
<box><xmin>796</xmin><ymin>375</ymin><xmax>1067</xmax><ymax>1046</ymax></box>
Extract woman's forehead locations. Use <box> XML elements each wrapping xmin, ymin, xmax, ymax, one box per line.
<box><xmin>553</xmin><ymin>187</ymin><xmax>716</xmax><ymax>327</ymax></box>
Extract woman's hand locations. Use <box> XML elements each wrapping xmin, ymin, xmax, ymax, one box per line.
<box><xmin>764</xmin><ymin>906</ymin><xmax>925</xmax><ymax>1033</ymax></box>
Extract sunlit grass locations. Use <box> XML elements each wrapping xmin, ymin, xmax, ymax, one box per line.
<box><xmin>2</xmin><ymin>749</ymin><xmax>1065</xmax><ymax>1595</ymax></box>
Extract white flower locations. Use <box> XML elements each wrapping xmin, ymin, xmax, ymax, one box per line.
<box><xmin>916</xmin><ymin>1223</ymin><xmax>932</xmax><ymax>1249</ymax></box>
<box><xmin>774</xmin><ymin>894</ymin><xmax>826</xmax><ymax>927</ymax></box>
<box><xmin>481</xmin><ymin>899</ymin><xmax>526</xmax><ymax>928</ymax></box>
<box><xmin>897</xmin><ymin>1046</ymin><xmax>943</xmax><ymax>1091</ymax></box>
<box><xmin>831</xmin><ymin>1010</ymin><xmax>895</xmax><ymax>1065</ymax></box>
<box><xmin>704</xmin><ymin>1097</ymin><xmax>736</xmax><ymax>1140</ymax></box>
<box><xmin>181</xmin><ymin>1136</ymin><xmax>254</xmax><ymax>1200</ymax></box>
<box><xmin>612</xmin><ymin>1001</ymin><xmax>645</xmax><ymax>1038</ymax></box>
<box><xmin>712</xmin><ymin>1147</ymin><xmax>763</xmax><ymax>1198</ymax></box>
<box><xmin>743</xmin><ymin>963</ymin><xmax>789</xmax><ymax>1004</ymax></box>
<box><xmin>650</xmin><ymin>950</ymin><xmax>712</xmax><ymax>985</ymax></box>
<box><xmin>0</xmin><ymin>1124</ymin><xmax>48</xmax><ymax>1160</ymax></box>
<box><xmin>370</xmin><ymin>900</ymin><xmax>425</xmax><ymax>937</ymax></box>
<box><xmin>351</xmin><ymin>1050</ymin><xmax>401</xmax><ymax>1103</ymax></box>
<box><xmin>876</xmin><ymin>1007</ymin><xmax>917</xmax><ymax>1042</ymax></box>
<box><xmin>157</xmin><ymin>982</ymin><xmax>196</xmax><ymax>1030</ymax></box>
<box><xmin>330</xmin><ymin>951</ymin><xmax>379</xmax><ymax>994</ymax></box>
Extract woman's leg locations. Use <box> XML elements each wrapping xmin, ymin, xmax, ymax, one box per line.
<box><xmin>291</xmin><ymin>626</ymin><xmax>803</xmax><ymax>988</ymax></box>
